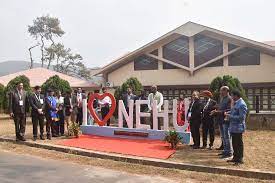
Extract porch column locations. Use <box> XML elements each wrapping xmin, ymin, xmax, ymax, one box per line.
<box><xmin>189</xmin><ymin>36</ymin><xmax>195</xmax><ymax>74</ymax></box>
<box><xmin>223</xmin><ymin>40</ymin><xmax>229</xmax><ymax>66</ymax></box>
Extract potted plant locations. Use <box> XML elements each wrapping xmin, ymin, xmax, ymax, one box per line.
<box><xmin>69</xmin><ymin>122</ymin><xmax>80</xmax><ymax>138</ymax></box>
<box><xmin>164</xmin><ymin>130</ymin><xmax>182</xmax><ymax>149</ymax></box>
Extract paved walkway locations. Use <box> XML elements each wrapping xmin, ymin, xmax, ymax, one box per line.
<box><xmin>0</xmin><ymin>151</ymin><xmax>176</xmax><ymax>183</ymax></box>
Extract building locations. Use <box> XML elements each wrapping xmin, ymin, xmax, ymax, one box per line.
<box><xmin>94</xmin><ymin>22</ymin><xmax>275</xmax><ymax>111</ymax></box>
<box><xmin>0</xmin><ymin>67</ymin><xmax>99</xmax><ymax>91</ymax></box>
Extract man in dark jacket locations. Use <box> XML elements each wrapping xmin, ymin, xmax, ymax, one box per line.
<box><xmin>187</xmin><ymin>91</ymin><xmax>202</xmax><ymax>149</ymax></box>
<box><xmin>29</xmin><ymin>86</ymin><xmax>45</xmax><ymax>141</ymax></box>
<box><xmin>9</xmin><ymin>82</ymin><xmax>29</xmax><ymax>141</ymax></box>
<box><xmin>201</xmin><ymin>90</ymin><xmax>217</xmax><ymax>150</ymax></box>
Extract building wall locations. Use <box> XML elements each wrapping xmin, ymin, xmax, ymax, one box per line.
<box><xmin>107</xmin><ymin>53</ymin><xmax>275</xmax><ymax>87</ymax></box>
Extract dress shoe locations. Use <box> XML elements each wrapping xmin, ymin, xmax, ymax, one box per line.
<box><xmin>40</xmin><ymin>135</ymin><xmax>45</xmax><ymax>140</ymax></box>
<box><xmin>226</xmin><ymin>159</ymin><xmax>236</xmax><ymax>163</ymax></box>
<box><xmin>20</xmin><ymin>137</ymin><xmax>26</xmax><ymax>141</ymax></box>
<box><xmin>193</xmin><ymin>146</ymin><xmax>200</xmax><ymax>149</ymax></box>
<box><xmin>47</xmin><ymin>135</ymin><xmax>52</xmax><ymax>140</ymax></box>
<box><xmin>33</xmin><ymin>137</ymin><xmax>37</xmax><ymax>141</ymax></box>
<box><xmin>201</xmin><ymin>146</ymin><xmax>207</xmax><ymax>149</ymax></box>
<box><xmin>220</xmin><ymin>154</ymin><xmax>232</xmax><ymax>159</ymax></box>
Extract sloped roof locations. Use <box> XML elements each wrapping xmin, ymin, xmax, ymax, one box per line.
<box><xmin>94</xmin><ymin>21</ymin><xmax>275</xmax><ymax>75</ymax></box>
<box><xmin>0</xmin><ymin>67</ymin><xmax>99</xmax><ymax>88</ymax></box>
<box><xmin>264</xmin><ymin>41</ymin><xmax>275</xmax><ymax>46</ymax></box>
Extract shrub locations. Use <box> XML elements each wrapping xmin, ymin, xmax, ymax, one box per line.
<box><xmin>3</xmin><ymin>75</ymin><xmax>32</xmax><ymax>112</ymax></box>
<box><xmin>41</xmin><ymin>75</ymin><xmax>71</xmax><ymax>94</ymax></box>
<box><xmin>114</xmin><ymin>77</ymin><xmax>143</xmax><ymax>100</ymax></box>
<box><xmin>209</xmin><ymin>75</ymin><xmax>249</xmax><ymax>110</ymax></box>
<box><xmin>164</xmin><ymin>130</ymin><xmax>182</xmax><ymax>149</ymax></box>
<box><xmin>0</xmin><ymin>84</ymin><xmax>5</xmax><ymax>111</ymax></box>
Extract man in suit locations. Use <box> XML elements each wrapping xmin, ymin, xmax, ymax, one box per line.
<box><xmin>201</xmin><ymin>90</ymin><xmax>217</xmax><ymax>150</ymax></box>
<box><xmin>225</xmin><ymin>90</ymin><xmax>248</xmax><ymax>165</ymax></box>
<box><xmin>29</xmin><ymin>86</ymin><xmax>45</xmax><ymax>141</ymax></box>
<box><xmin>187</xmin><ymin>91</ymin><xmax>202</xmax><ymax>149</ymax></box>
<box><xmin>122</xmin><ymin>87</ymin><xmax>136</xmax><ymax>127</ymax></box>
<box><xmin>9</xmin><ymin>82</ymin><xmax>29</xmax><ymax>141</ymax></box>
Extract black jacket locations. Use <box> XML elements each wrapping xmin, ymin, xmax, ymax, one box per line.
<box><xmin>64</xmin><ymin>96</ymin><xmax>72</xmax><ymax>116</ymax></box>
<box><xmin>29</xmin><ymin>93</ymin><xmax>44</xmax><ymax>116</ymax></box>
<box><xmin>202</xmin><ymin>99</ymin><xmax>217</xmax><ymax>121</ymax></box>
<box><xmin>9</xmin><ymin>90</ymin><xmax>29</xmax><ymax>114</ymax></box>
<box><xmin>187</xmin><ymin>99</ymin><xmax>202</xmax><ymax>122</ymax></box>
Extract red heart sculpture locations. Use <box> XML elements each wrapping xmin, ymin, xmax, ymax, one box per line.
<box><xmin>88</xmin><ymin>92</ymin><xmax>116</xmax><ymax>126</ymax></box>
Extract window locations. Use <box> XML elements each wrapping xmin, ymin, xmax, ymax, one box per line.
<box><xmin>134</xmin><ymin>55</ymin><xmax>158</xmax><ymax>70</ymax></box>
<box><xmin>228</xmin><ymin>43</ymin><xmax>239</xmax><ymax>51</ymax></box>
<box><xmin>194</xmin><ymin>34</ymin><xmax>223</xmax><ymax>67</ymax></box>
<box><xmin>163</xmin><ymin>36</ymin><xmax>189</xmax><ymax>67</ymax></box>
<box><xmin>205</xmin><ymin>59</ymin><xmax>224</xmax><ymax>67</ymax></box>
<box><xmin>163</xmin><ymin>63</ymin><xmax>178</xmax><ymax>69</ymax></box>
<box><xmin>150</xmin><ymin>49</ymin><xmax>158</xmax><ymax>56</ymax></box>
<box><xmin>228</xmin><ymin>47</ymin><xmax>260</xmax><ymax>66</ymax></box>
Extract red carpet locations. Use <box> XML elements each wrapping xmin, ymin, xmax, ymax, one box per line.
<box><xmin>58</xmin><ymin>135</ymin><xmax>175</xmax><ymax>159</ymax></box>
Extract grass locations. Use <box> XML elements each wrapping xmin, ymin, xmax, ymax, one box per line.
<box><xmin>1</xmin><ymin>117</ymin><xmax>274</xmax><ymax>173</ymax></box>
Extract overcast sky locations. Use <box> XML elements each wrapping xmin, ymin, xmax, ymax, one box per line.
<box><xmin>0</xmin><ymin>0</ymin><xmax>274</xmax><ymax>68</ymax></box>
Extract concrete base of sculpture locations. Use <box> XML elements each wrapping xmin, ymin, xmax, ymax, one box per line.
<box><xmin>81</xmin><ymin>125</ymin><xmax>191</xmax><ymax>144</ymax></box>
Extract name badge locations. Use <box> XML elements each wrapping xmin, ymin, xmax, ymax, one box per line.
<box><xmin>188</xmin><ymin>112</ymin><xmax>192</xmax><ymax>118</ymax></box>
<box><xmin>40</xmin><ymin>99</ymin><xmax>44</xmax><ymax>104</ymax></box>
<box><xmin>19</xmin><ymin>100</ymin><xmax>23</xmax><ymax>106</ymax></box>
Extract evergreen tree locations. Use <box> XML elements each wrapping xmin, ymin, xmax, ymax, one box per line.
<box><xmin>209</xmin><ymin>75</ymin><xmax>249</xmax><ymax>109</ymax></box>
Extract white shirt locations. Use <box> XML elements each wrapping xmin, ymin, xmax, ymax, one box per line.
<box><xmin>148</xmin><ymin>91</ymin><xmax>163</xmax><ymax>112</ymax></box>
<box><xmin>56</xmin><ymin>96</ymin><xmax>64</xmax><ymax>105</ymax></box>
<box><xmin>98</xmin><ymin>96</ymin><xmax>112</xmax><ymax>107</ymax></box>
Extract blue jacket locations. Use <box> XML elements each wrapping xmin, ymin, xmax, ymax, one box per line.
<box><xmin>229</xmin><ymin>98</ymin><xmax>248</xmax><ymax>133</ymax></box>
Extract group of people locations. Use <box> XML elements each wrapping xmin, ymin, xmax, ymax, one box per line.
<box><xmin>9</xmin><ymin>81</ymin><xmax>247</xmax><ymax>165</ymax></box>
<box><xmin>9</xmin><ymin>82</ymin><xmax>86</xmax><ymax>141</ymax></box>
<box><xmin>187</xmin><ymin>86</ymin><xmax>248</xmax><ymax>165</ymax></box>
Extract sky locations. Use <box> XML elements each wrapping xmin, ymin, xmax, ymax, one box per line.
<box><xmin>0</xmin><ymin>0</ymin><xmax>274</xmax><ymax>68</ymax></box>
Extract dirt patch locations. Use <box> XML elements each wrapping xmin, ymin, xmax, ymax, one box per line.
<box><xmin>1</xmin><ymin>117</ymin><xmax>274</xmax><ymax>172</ymax></box>
<box><xmin>0</xmin><ymin>142</ymin><xmax>273</xmax><ymax>183</ymax></box>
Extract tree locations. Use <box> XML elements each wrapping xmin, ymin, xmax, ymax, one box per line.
<box><xmin>0</xmin><ymin>84</ymin><xmax>5</xmax><ymax>111</ymax></box>
<box><xmin>114</xmin><ymin>77</ymin><xmax>143</xmax><ymax>100</ymax></box>
<box><xmin>28</xmin><ymin>15</ymin><xmax>65</xmax><ymax>67</ymax></box>
<box><xmin>41</xmin><ymin>75</ymin><xmax>71</xmax><ymax>94</ymax></box>
<box><xmin>209</xmin><ymin>75</ymin><xmax>249</xmax><ymax>109</ymax></box>
<box><xmin>3</xmin><ymin>75</ymin><xmax>32</xmax><ymax>112</ymax></box>
<box><xmin>28</xmin><ymin>15</ymin><xmax>91</xmax><ymax>80</ymax></box>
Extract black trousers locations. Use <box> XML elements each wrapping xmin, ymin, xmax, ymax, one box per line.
<box><xmin>76</xmin><ymin>107</ymin><xmax>83</xmax><ymax>125</ymax></box>
<box><xmin>13</xmin><ymin>113</ymin><xmax>26</xmax><ymax>139</ymax></box>
<box><xmin>56</xmin><ymin>111</ymin><xmax>65</xmax><ymax>135</ymax></box>
<box><xmin>202</xmin><ymin>118</ymin><xmax>215</xmax><ymax>147</ymax></box>
<box><xmin>101</xmin><ymin>106</ymin><xmax>110</xmax><ymax>126</ymax></box>
<box><xmin>231</xmin><ymin>133</ymin><xmax>244</xmax><ymax>162</ymax></box>
<box><xmin>32</xmin><ymin>114</ymin><xmax>44</xmax><ymax>138</ymax></box>
<box><xmin>45</xmin><ymin>115</ymin><xmax>53</xmax><ymax>137</ymax></box>
<box><xmin>190</xmin><ymin>120</ymin><xmax>201</xmax><ymax>147</ymax></box>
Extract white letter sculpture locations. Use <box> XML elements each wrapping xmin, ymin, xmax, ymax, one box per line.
<box><xmin>135</xmin><ymin>100</ymin><xmax>151</xmax><ymax>129</ymax></box>
<box><xmin>152</xmin><ymin>100</ymin><xmax>169</xmax><ymax>130</ymax></box>
<box><xmin>118</xmin><ymin>100</ymin><xmax>134</xmax><ymax>128</ymax></box>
